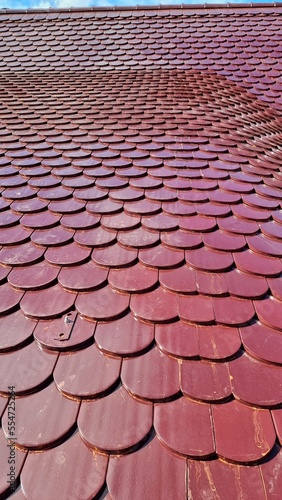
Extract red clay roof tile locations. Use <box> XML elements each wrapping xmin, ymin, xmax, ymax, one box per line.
<box><xmin>1</xmin><ymin>4</ymin><xmax>282</xmax><ymax>498</ymax></box>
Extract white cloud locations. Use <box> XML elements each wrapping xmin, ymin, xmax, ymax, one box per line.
<box><xmin>53</xmin><ymin>0</ymin><xmax>93</xmax><ymax>7</ymax></box>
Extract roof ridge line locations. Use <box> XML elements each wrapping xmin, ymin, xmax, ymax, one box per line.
<box><xmin>1</xmin><ymin>2</ymin><xmax>282</xmax><ymax>15</ymax></box>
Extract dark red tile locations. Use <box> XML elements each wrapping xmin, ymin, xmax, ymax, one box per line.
<box><xmin>162</xmin><ymin>200</ymin><xmax>197</xmax><ymax>217</ymax></box>
<box><xmin>179</xmin><ymin>215</ymin><xmax>217</xmax><ymax>233</ymax></box>
<box><xmin>219</xmin><ymin>179</ymin><xmax>253</xmax><ymax>194</ymax></box>
<box><xmin>260</xmin><ymin>447</ymin><xmax>282</xmax><ymax>498</ymax></box>
<box><xmin>8</xmin><ymin>261</ymin><xmax>59</xmax><ymax>290</ymax></box>
<box><xmin>0</xmin><ymin>429</ymin><xmax>26</xmax><ymax>498</ymax></box>
<box><xmin>2</xmin><ymin>185</ymin><xmax>37</xmax><ymax>201</ymax></box>
<box><xmin>229</xmin><ymin>352</ymin><xmax>282</xmax><ymax>407</ymax></box>
<box><xmin>225</xmin><ymin>269</ymin><xmax>268</xmax><ymax>299</ymax></box>
<box><xmin>76</xmin><ymin>286</ymin><xmax>129</xmax><ymax>321</ymax></box>
<box><xmin>58</xmin><ymin>261</ymin><xmax>107</xmax><ymax>291</ymax></box>
<box><xmin>62</xmin><ymin>176</ymin><xmax>94</xmax><ymax>189</ymax></box>
<box><xmin>0</xmin><ymin>282</ymin><xmax>23</xmax><ymax>315</ymax></box>
<box><xmin>198</xmin><ymin>325</ymin><xmax>241</xmax><ymax>360</ymax></box>
<box><xmin>0</xmin><ymin>225</ymin><xmax>31</xmax><ymax>245</ymax></box>
<box><xmin>2</xmin><ymin>382</ymin><xmax>78</xmax><ymax>450</ymax></box>
<box><xmin>0</xmin><ymin>309</ymin><xmax>35</xmax><ymax>352</ymax></box>
<box><xmin>173</xmin><ymin>192</ymin><xmax>208</xmax><ymax>207</ymax></box>
<box><xmin>21</xmin><ymin>433</ymin><xmax>107</xmax><ymax>500</ymax></box>
<box><xmin>186</xmin><ymin>247</ymin><xmax>233</xmax><ymax>272</ymax></box>
<box><xmin>243</xmin><ymin>193</ymin><xmax>279</xmax><ymax>210</ymax></box>
<box><xmin>130</xmin><ymin>177</ymin><xmax>162</xmax><ymax>190</ymax></box>
<box><xmin>124</xmin><ymin>199</ymin><xmax>161</xmax><ymax>217</ymax></box>
<box><xmin>20</xmin><ymin>284</ymin><xmax>75</xmax><ymax>319</ymax></box>
<box><xmin>272</xmin><ymin>410</ymin><xmax>282</xmax><ymax>444</ymax></box>
<box><xmin>118</xmin><ymin>218</ymin><xmax>158</xmax><ymax>245</ymax></box>
<box><xmin>181</xmin><ymin>359</ymin><xmax>231</xmax><ymax>402</ymax></box>
<box><xmin>254</xmin><ymin>296</ymin><xmax>282</xmax><ymax>331</ymax></box>
<box><xmin>31</xmin><ymin>226</ymin><xmax>73</xmax><ymax>246</ymax></box>
<box><xmin>197</xmin><ymin>202</ymin><xmax>232</xmax><ymax>218</ymax></box>
<box><xmin>0</xmin><ymin>342</ymin><xmax>57</xmax><ymax>396</ymax></box>
<box><xmin>61</xmin><ymin>211</ymin><xmax>100</xmax><ymax>230</ymax></box>
<box><xmin>159</xmin><ymin>265</ymin><xmax>196</xmax><ymax>294</ymax></box>
<box><xmin>49</xmin><ymin>198</ymin><xmax>85</xmax><ymax>214</ymax></box>
<box><xmin>142</xmin><ymin>213</ymin><xmax>178</xmax><ymax>231</ymax></box>
<box><xmin>209</xmin><ymin>190</ymin><xmax>241</xmax><ymax>204</ymax></box>
<box><xmin>45</xmin><ymin>242</ymin><xmax>90</xmax><ymax>266</ymax></box>
<box><xmin>178</xmin><ymin>294</ymin><xmax>214</xmax><ymax>324</ymax></box>
<box><xmin>241</xmin><ymin>322</ymin><xmax>282</xmax><ymax>365</ymax></box>
<box><xmin>87</xmin><ymin>199</ymin><xmax>122</xmax><ymax>215</ymax></box>
<box><xmin>213</xmin><ymin>399</ymin><xmax>276</xmax><ymax>463</ymax></box>
<box><xmin>54</xmin><ymin>344</ymin><xmax>120</xmax><ymax>399</ymax></box>
<box><xmin>232</xmin><ymin>204</ymin><xmax>271</xmax><ymax>223</ymax></box>
<box><xmin>155</xmin><ymin>321</ymin><xmax>198</xmax><ymax>358</ymax></box>
<box><xmin>261</xmin><ymin>220</ymin><xmax>282</xmax><ymax>240</ymax></box>
<box><xmin>195</xmin><ymin>270</ymin><xmax>227</xmax><ymax>296</ymax></box>
<box><xmin>122</xmin><ymin>346</ymin><xmax>179</xmax><ymax>401</ymax></box>
<box><xmin>272</xmin><ymin>211</ymin><xmax>282</xmax><ymax>224</ymax></box>
<box><xmin>109</xmin><ymin>262</ymin><xmax>157</xmax><ymax>293</ymax></box>
<box><xmin>92</xmin><ymin>242</ymin><xmax>137</xmax><ymax>268</ymax></box>
<box><xmin>20</xmin><ymin>211</ymin><xmax>60</xmax><ymax>229</ymax></box>
<box><xmin>0</xmin><ymin>265</ymin><xmax>10</xmax><ymax>284</ymax></box>
<box><xmin>188</xmin><ymin>459</ymin><xmax>265</xmax><ymax>500</ymax></box>
<box><xmin>139</xmin><ymin>245</ymin><xmax>184</xmax><ymax>269</ymax></box>
<box><xmin>74</xmin><ymin>226</ymin><xmax>116</xmax><ymax>247</ymax></box>
<box><xmin>131</xmin><ymin>287</ymin><xmax>178</xmax><ymax>323</ymax></box>
<box><xmin>203</xmin><ymin>230</ymin><xmax>246</xmax><ymax>252</ymax></box>
<box><xmin>95</xmin><ymin>312</ymin><xmax>154</xmax><ymax>357</ymax></box>
<box><xmin>107</xmin><ymin>437</ymin><xmax>186</xmax><ymax>500</ymax></box>
<box><xmin>247</xmin><ymin>233</ymin><xmax>282</xmax><ymax>257</ymax></box>
<box><xmin>146</xmin><ymin>187</ymin><xmax>177</xmax><ymax>202</ymax></box>
<box><xmin>161</xmin><ymin>230</ymin><xmax>202</xmax><ymax>249</ymax></box>
<box><xmin>78</xmin><ymin>386</ymin><xmax>152</xmax><ymax>453</ymax></box>
<box><xmin>234</xmin><ymin>249</ymin><xmax>282</xmax><ymax>277</ymax></box>
<box><xmin>73</xmin><ymin>186</ymin><xmax>107</xmax><ymax>201</ymax></box>
<box><xmin>0</xmin><ymin>241</ymin><xmax>44</xmax><ymax>266</ymax></box>
<box><xmin>102</xmin><ymin>212</ymin><xmax>140</xmax><ymax>231</ymax></box>
<box><xmin>39</xmin><ymin>185</ymin><xmax>72</xmax><ymax>201</ymax></box>
<box><xmin>218</xmin><ymin>216</ymin><xmax>259</xmax><ymax>235</ymax></box>
<box><xmin>212</xmin><ymin>296</ymin><xmax>255</xmax><ymax>326</ymax></box>
<box><xmin>155</xmin><ymin>397</ymin><xmax>215</xmax><ymax>457</ymax></box>
<box><xmin>110</xmin><ymin>187</ymin><xmax>144</xmax><ymax>202</ymax></box>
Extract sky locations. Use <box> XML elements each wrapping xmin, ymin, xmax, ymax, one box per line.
<box><xmin>0</xmin><ymin>0</ymin><xmax>277</xmax><ymax>11</ymax></box>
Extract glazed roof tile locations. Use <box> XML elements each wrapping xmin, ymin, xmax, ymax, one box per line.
<box><xmin>1</xmin><ymin>4</ymin><xmax>282</xmax><ymax>498</ymax></box>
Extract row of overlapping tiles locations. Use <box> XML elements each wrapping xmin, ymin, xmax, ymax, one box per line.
<box><xmin>1</xmin><ymin>428</ymin><xmax>282</xmax><ymax>499</ymax></box>
<box><xmin>0</xmin><ymin>66</ymin><xmax>282</xmax><ymax>497</ymax></box>
<box><xmin>0</xmin><ymin>10</ymin><xmax>282</xmax><ymax>113</ymax></box>
<box><xmin>0</xmin><ymin>71</ymin><xmax>282</xmax><ymax>334</ymax></box>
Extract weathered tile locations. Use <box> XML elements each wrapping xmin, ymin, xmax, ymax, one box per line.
<box><xmin>212</xmin><ymin>400</ymin><xmax>276</xmax><ymax>463</ymax></box>
<box><xmin>155</xmin><ymin>397</ymin><xmax>215</xmax><ymax>457</ymax></box>
<box><xmin>121</xmin><ymin>346</ymin><xmax>179</xmax><ymax>401</ymax></box>
<box><xmin>78</xmin><ymin>386</ymin><xmax>152</xmax><ymax>453</ymax></box>
<box><xmin>21</xmin><ymin>433</ymin><xmax>107</xmax><ymax>500</ymax></box>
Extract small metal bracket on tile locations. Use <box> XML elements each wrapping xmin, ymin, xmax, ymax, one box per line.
<box><xmin>53</xmin><ymin>312</ymin><xmax>76</xmax><ymax>342</ymax></box>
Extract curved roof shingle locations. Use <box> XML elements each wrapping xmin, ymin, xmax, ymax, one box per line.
<box><xmin>0</xmin><ymin>4</ymin><xmax>282</xmax><ymax>499</ymax></box>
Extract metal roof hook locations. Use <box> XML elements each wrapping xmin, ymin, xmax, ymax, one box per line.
<box><xmin>64</xmin><ymin>313</ymin><xmax>74</xmax><ymax>325</ymax></box>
